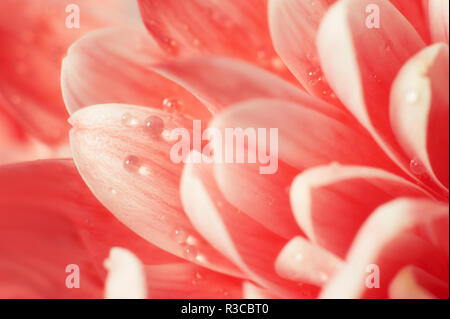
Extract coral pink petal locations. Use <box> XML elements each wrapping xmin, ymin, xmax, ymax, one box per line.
<box><xmin>428</xmin><ymin>0</ymin><xmax>449</xmax><ymax>43</ymax></box>
<box><xmin>268</xmin><ymin>0</ymin><xmax>340</xmax><ymax>103</ymax></box>
<box><xmin>290</xmin><ymin>164</ymin><xmax>431</xmax><ymax>258</ymax></box>
<box><xmin>0</xmin><ymin>0</ymin><xmax>136</xmax><ymax>144</ymax></box>
<box><xmin>61</xmin><ymin>27</ymin><xmax>209</xmax><ymax>121</ymax></box>
<box><xmin>275</xmin><ymin>237</ymin><xmax>343</xmax><ymax>286</ymax></box>
<box><xmin>316</xmin><ymin>0</ymin><xmax>427</xmax><ymax>186</ymax></box>
<box><xmin>320</xmin><ymin>198</ymin><xmax>449</xmax><ymax>298</ymax></box>
<box><xmin>69</xmin><ymin>104</ymin><xmax>241</xmax><ymax>278</ymax></box>
<box><xmin>150</xmin><ymin>56</ymin><xmax>326</xmax><ymax>115</ymax></box>
<box><xmin>146</xmin><ymin>263</ymin><xmax>243</xmax><ymax>299</ymax></box>
<box><xmin>391</xmin><ymin>43</ymin><xmax>449</xmax><ymax>190</ymax></box>
<box><xmin>137</xmin><ymin>0</ymin><xmax>294</xmax><ymax>81</ymax></box>
<box><xmin>0</xmin><ymin>159</ymin><xmax>179</xmax><ymax>298</ymax></box>
<box><xmin>390</xmin><ymin>0</ymin><xmax>430</xmax><ymax>42</ymax></box>
<box><xmin>243</xmin><ymin>282</ymin><xmax>278</xmax><ymax>299</ymax></box>
<box><xmin>180</xmin><ymin>156</ymin><xmax>320</xmax><ymax>298</ymax></box>
<box><xmin>208</xmin><ymin>99</ymin><xmax>402</xmax><ymax>239</ymax></box>
<box><xmin>388</xmin><ymin>265</ymin><xmax>448</xmax><ymax>299</ymax></box>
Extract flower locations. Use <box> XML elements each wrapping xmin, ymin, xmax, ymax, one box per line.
<box><xmin>0</xmin><ymin>0</ymin><xmax>448</xmax><ymax>299</ymax></box>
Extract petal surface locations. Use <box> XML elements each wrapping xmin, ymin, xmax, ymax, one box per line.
<box><xmin>0</xmin><ymin>159</ymin><xmax>178</xmax><ymax>298</ymax></box>
<box><xmin>390</xmin><ymin>43</ymin><xmax>449</xmax><ymax>190</ymax></box>
<box><xmin>138</xmin><ymin>0</ymin><xmax>294</xmax><ymax>81</ymax></box>
<box><xmin>0</xmin><ymin>0</ymin><xmax>138</xmax><ymax>144</ymax></box>
<box><xmin>291</xmin><ymin>164</ymin><xmax>431</xmax><ymax>258</ymax></box>
<box><xmin>428</xmin><ymin>0</ymin><xmax>449</xmax><ymax>43</ymax></box>
<box><xmin>69</xmin><ymin>104</ymin><xmax>241</xmax><ymax>277</ymax></box>
<box><xmin>320</xmin><ymin>198</ymin><xmax>449</xmax><ymax>299</ymax></box>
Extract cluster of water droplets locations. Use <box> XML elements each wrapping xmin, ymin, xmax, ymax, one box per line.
<box><xmin>171</xmin><ymin>227</ymin><xmax>199</xmax><ymax>262</ymax></box>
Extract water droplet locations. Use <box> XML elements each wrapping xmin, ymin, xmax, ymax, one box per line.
<box><xmin>123</xmin><ymin>155</ymin><xmax>141</xmax><ymax>173</ymax></box>
<box><xmin>109</xmin><ymin>188</ymin><xmax>117</xmax><ymax>195</ymax></box>
<box><xmin>271</xmin><ymin>56</ymin><xmax>286</xmax><ymax>71</ymax></box>
<box><xmin>172</xmin><ymin>228</ymin><xmax>189</xmax><ymax>244</ymax></box>
<box><xmin>318</xmin><ymin>272</ymin><xmax>329</xmax><ymax>282</ymax></box>
<box><xmin>307</xmin><ymin>67</ymin><xmax>323</xmax><ymax>85</ymax></box>
<box><xmin>144</xmin><ymin>115</ymin><xmax>164</xmax><ymax>137</ymax></box>
<box><xmin>195</xmin><ymin>272</ymin><xmax>203</xmax><ymax>280</ymax></box>
<box><xmin>405</xmin><ymin>90</ymin><xmax>420</xmax><ymax>105</ymax></box>
<box><xmin>162</xmin><ymin>97</ymin><xmax>184</xmax><ymax>114</ymax></box>
<box><xmin>183</xmin><ymin>245</ymin><xmax>198</xmax><ymax>261</ymax></box>
<box><xmin>121</xmin><ymin>113</ymin><xmax>139</xmax><ymax>127</ymax></box>
<box><xmin>410</xmin><ymin>159</ymin><xmax>426</xmax><ymax>175</ymax></box>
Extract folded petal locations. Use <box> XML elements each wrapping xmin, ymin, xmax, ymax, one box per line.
<box><xmin>180</xmin><ymin>154</ymin><xmax>320</xmax><ymax>298</ymax></box>
<box><xmin>291</xmin><ymin>164</ymin><xmax>432</xmax><ymax>258</ymax></box>
<box><xmin>388</xmin><ymin>266</ymin><xmax>448</xmax><ymax>299</ymax></box>
<box><xmin>208</xmin><ymin>99</ymin><xmax>402</xmax><ymax>240</ymax></box>
<box><xmin>61</xmin><ymin>27</ymin><xmax>209</xmax><ymax>121</ymax></box>
<box><xmin>137</xmin><ymin>0</ymin><xmax>294</xmax><ymax>81</ymax></box>
<box><xmin>427</xmin><ymin>0</ymin><xmax>449</xmax><ymax>43</ymax></box>
<box><xmin>275</xmin><ymin>237</ymin><xmax>343</xmax><ymax>286</ymax></box>
<box><xmin>69</xmin><ymin>104</ymin><xmax>241</xmax><ymax>277</ymax></box>
<box><xmin>320</xmin><ymin>198</ymin><xmax>449</xmax><ymax>299</ymax></box>
<box><xmin>0</xmin><ymin>159</ymin><xmax>179</xmax><ymax>298</ymax></box>
<box><xmin>390</xmin><ymin>43</ymin><xmax>449</xmax><ymax>189</ymax></box>
<box><xmin>0</xmin><ymin>0</ymin><xmax>137</xmax><ymax>144</ymax></box>
<box><xmin>316</xmin><ymin>0</ymin><xmax>435</xmax><ymax>191</ymax></box>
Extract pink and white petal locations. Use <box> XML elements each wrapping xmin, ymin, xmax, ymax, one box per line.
<box><xmin>275</xmin><ymin>237</ymin><xmax>343</xmax><ymax>286</ymax></box>
<box><xmin>316</xmin><ymin>0</ymin><xmax>432</xmax><ymax>190</ymax></box>
<box><xmin>427</xmin><ymin>0</ymin><xmax>449</xmax><ymax>43</ymax></box>
<box><xmin>290</xmin><ymin>164</ymin><xmax>431</xmax><ymax>258</ymax></box>
<box><xmin>208</xmin><ymin>99</ymin><xmax>402</xmax><ymax>240</ymax></box>
<box><xmin>243</xmin><ymin>282</ymin><xmax>279</xmax><ymax>299</ymax></box>
<box><xmin>0</xmin><ymin>159</ymin><xmax>180</xmax><ymax>298</ymax></box>
<box><xmin>0</xmin><ymin>0</ymin><xmax>138</xmax><ymax>144</ymax></box>
<box><xmin>268</xmin><ymin>0</ymin><xmax>341</xmax><ymax>103</ymax></box>
<box><xmin>61</xmin><ymin>27</ymin><xmax>210</xmax><ymax>121</ymax></box>
<box><xmin>320</xmin><ymin>198</ymin><xmax>449</xmax><ymax>299</ymax></box>
<box><xmin>137</xmin><ymin>0</ymin><xmax>294</xmax><ymax>81</ymax></box>
<box><xmin>391</xmin><ymin>43</ymin><xmax>449</xmax><ymax>190</ymax></box>
<box><xmin>146</xmin><ymin>263</ymin><xmax>243</xmax><ymax>299</ymax></box>
<box><xmin>180</xmin><ymin>155</ymin><xmax>320</xmax><ymax>298</ymax></box>
<box><xmin>388</xmin><ymin>266</ymin><xmax>448</xmax><ymax>299</ymax></box>
<box><xmin>150</xmin><ymin>56</ymin><xmax>329</xmax><ymax>115</ymax></box>
<box><xmin>69</xmin><ymin>104</ymin><xmax>241</xmax><ymax>277</ymax></box>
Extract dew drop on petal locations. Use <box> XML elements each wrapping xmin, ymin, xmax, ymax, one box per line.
<box><xmin>405</xmin><ymin>89</ymin><xmax>420</xmax><ymax>105</ymax></box>
<box><xmin>144</xmin><ymin>115</ymin><xmax>164</xmax><ymax>137</ymax></box>
<box><xmin>410</xmin><ymin>159</ymin><xmax>426</xmax><ymax>175</ymax></box>
<box><xmin>121</xmin><ymin>113</ymin><xmax>139</xmax><ymax>127</ymax></box>
<box><xmin>172</xmin><ymin>228</ymin><xmax>189</xmax><ymax>244</ymax></box>
<box><xmin>123</xmin><ymin>155</ymin><xmax>141</xmax><ymax>173</ymax></box>
<box><xmin>183</xmin><ymin>245</ymin><xmax>198</xmax><ymax>261</ymax></box>
<box><xmin>162</xmin><ymin>97</ymin><xmax>184</xmax><ymax>114</ymax></box>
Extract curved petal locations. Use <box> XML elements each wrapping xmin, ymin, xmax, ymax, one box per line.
<box><xmin>388</xmin><ymin>266</ymin><xmax>448</xmax><ymax>299</ymax></box>
<box><xmin>0</xmin><ymin>0</ymin><xmax>138</xmax><ymax>144</ymax></box>
<box><xmin>208</xmin><ymin>99</ymin><xmax>402</xmax><ymax>240</ymax></box>
<box><xmin>61</xmin><ymin>27</ymin><xmax>210</xmax><ymax>121</ymax></box>
<box><xmin>320</xmin><ymin>198</ymin><xmax>449</xmax><ymax>299</ymax></box>
<box><xmin>290</xmin><ymin>164</ymin><xmax>431</xmax><ymax>258</ymax></box>
<box><xmin>0</xmin><ymin>159</ymin><xmax>179</xmax><ymax>298</ymax></box>
<box><xmin>275</xmin><ymin>237</ymin><xmax>343</xmax><ymax>286</ymax></box>
<box><xmin>137</xmin><ymin>0</ymin><xmax>295</xmax><ymax>81</ymax></box>
<box><xmin>316</xmin><ymin>0</ymin><xmax>440</xmax><ymax>193</ymax></box>
<box><xmin>268</xmin><ymin>0</ymin><xmax>340</xmax><ymax>103</ymax></box>
<box><xmin>180</xmin><ymin>153</ymin><xmax>320</xmax><ymax>298</ymax></box>
<box><xmin>390</xmin><ymin>0</ymin><xmax>430</xmax><ymax>42</ymax></box>
<box><xmin>390</xmin><ymin>43</ymin><xmax>449</xmax><ymax>189</ymax></box>
<box><xmin>69</xmin><ymin>104</ymin><xmax>241</xmax><ymax>277</ymax></box>
<box><xmin>427</xmin><ymin>0</ymin><xmax>449</xmax><ymax>43</ymax></box>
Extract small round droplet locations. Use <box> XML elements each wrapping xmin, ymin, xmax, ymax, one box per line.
<box><xmin>183</xmin><ymin>245</ymin><xmax>198</xmax><ymax>261</ymax></box>
<box><xmin>121</xmin><ymin>113</ymin><xmax>139</xmax><ymax>127</ymax></box>
<box><xmin>318</xmin><ymin>272</ymin><xmax>329</xmax><ymax>282</ymax></box>
<box><xmin>162</xmin><ymin>97</ymin><xmax>184</xmax><ymax>114</ymax></box>
<box><xmin>172</xmin><ymin>228</ymin><xmax>189</xmax><ymax>244</ymax></box>
<box><xmin>109</xmin><ymin>188</ymin><xmax>117</xmax><ymax>195</ymax></box>
<box><xmin>307</xmin><ymin>67</ymin><xmax>323</xmax><ymax>85</ymax></box>
<box><xmin>410</xmin><ymin>159</ymin><xmax>426</xmax><ymax>175</ymax></box>
<box><xmin>123</xmin><ymin>155</ymin><xmax>141</xmax><ymax>172</ymax></box>
<box><xmin>144</xmin><ymin>115</ymin><xmax>164</xmax><ymax>137</ymax></box>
